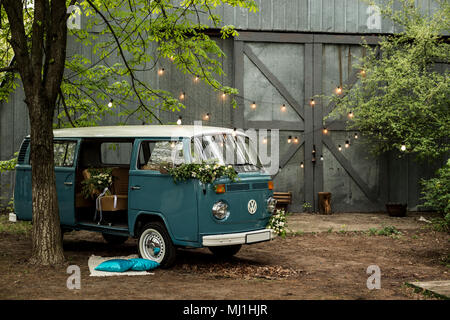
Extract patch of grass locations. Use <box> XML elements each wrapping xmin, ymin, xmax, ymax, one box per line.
<box><xmin>430</xmin><ymin>216</ymin><xmax>450</xmax><ymax>233</ymax></box>
<box><xmin>294</xmin><ymin>230</ymin><xmax>304</xmax><ymax>236</ymax></box>
<box><xmin>366</xmin><ymin>226</ymin><xmax>402</xmax><ymax>237</ymax></box>
<box><xmin>440</xmin><ymin>255</ymin><xmax>450</xmax><ymax>268</ymax></box>
<box><xmin>327</xmin><ymin>227</ymin><xmax>333</xmax><ymax>233</ymax></box>
<box><xmin>377</xmin><ymin>225</ymin><xmax>401</xmax><ymax>236</ymax></box>
<box><xmin>0</xmin><ymin>214</ymin><xmax>32</xmax><ymax>235</ymax></box>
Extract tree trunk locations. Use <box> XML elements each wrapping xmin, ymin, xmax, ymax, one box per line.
<box><xmin>28</xmin><ymin>92</ymin><xmax>64</xmax><ymax>265</ymax></box>
<box><xmin>2</xmin><ymin>0</ymin><xmax>68</xmax><ymax>266</ymax></box>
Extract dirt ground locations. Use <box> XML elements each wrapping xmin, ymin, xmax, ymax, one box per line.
<box><xmin>0</xmin><ymin>212</ymin><xmax>448</xmax><ymax>300</ymax></box>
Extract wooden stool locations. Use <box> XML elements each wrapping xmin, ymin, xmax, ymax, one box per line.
<box><xmin>318</xmin><ymin>192</ymin><xmax>332</xmax><ymax>215</ymax></box>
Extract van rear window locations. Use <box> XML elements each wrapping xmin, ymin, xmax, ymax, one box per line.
<box><xmin>101</xmin><ymin>142</ymin><xmax>132</xmax><ymax>165</ymax></box>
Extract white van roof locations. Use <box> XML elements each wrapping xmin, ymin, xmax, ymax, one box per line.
<box><xmin>50</xmin><ymin>125</ymin><xmax>243</xmax><ymax>138</ymax></box>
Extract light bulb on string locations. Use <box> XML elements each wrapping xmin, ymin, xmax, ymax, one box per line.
<box><xmin>310</xmin><ymin>99</ymin><xmax>315</xmax><ymax>106</ymax></box>
<box><xmin>300</xmin><ymin>162</ymin><xmax>304</xmax><ymax>168</ymax></box>
<box><xmin>360</xmin><ymin>69</ymin><xmax>366</xmax><ymax>77</ymax></box>
<box><xmin>335</xmin><ymin>86</ymin><xmax>342</xmax><ymax>95</ymax></box>
<box><xmin>294</xmin><ymin>137</ymin><xmax>299</xmax><ymax>144</ymax></box>
<box><xmin>194</xmin><ymin>75</ymin><xmax>199</xmax><ymax>82</ymax></box>
<box><xmin>348</xmin><ymin>111</ymin><xmax>354</xmax><ymax>118</ymax></box>
<box><xmin>107</xmin><ymin>99</ymin><xmax>113</xmax><ymax>108</ymax></box>
<box><xmin>180</xmin><ymin>92</ymin><xmax>185</xmax><ymax>100</ymax></box>
<box><xmin>170</xmin><ymin>141</ymin><xmax>176</xmax><ymax>148</ymax></box>
<box><xmin>287</xmin><ymin>136</ymin><xmax>292</xmax><ymax>144</ymax></box>
<box><xmin>323</xmin><ymin>127</ymin><xmax>328</xmax><ymax>134</ymax></box>
<box><xmin>280</xmin><ymin>104</ymin><xmax>286</xmax><ymax>112</ymax></box>
<box><xmin>251</xmin><ymin>102</ymin><xmax>256</xmax><ymax>110</ymax></box>
<box><xmin>400</xmin><ymin>144</ymin><xmax>406</xmax><ymax>152</ymax></box>
<box><xmin>262</xmin><ymin>137</ymin><xmax>267</xmax><ymax>144</ymax></box>
<box><xmin>177</xmin><ymin>116</ymin><xmax>182</xmax><ymax>125</ymax></box>
<box><xmin>338</xmin><ymin>145</ymin><xmax>342</xmax><ymax>151</ymax></box>
<box><xmin>158</xmin><ymin>68</ymin><xmax>165</xmax><ymax>76</ymax></box>
<box><xmin>320</xmin><ymin>155</ymin><xmax>324</xmax><ymax>161</ymax></box>
<box><xmin>345</xmin><ymin>140</ymin><xmax>350</xmax><ymax>148</ymax></box>
<box><xmin>221</xmin><ymin>92</ymin><xmax>226</xmax><ymax>100</ymax></box>
<box><xmin>354</xmin><ymin>132</ymin><xmax>359</xmax><ymax>139</ymax></box>
<box><xmin>203</xmin><ymin>113</ymin><xmax>210</xmax><ymax>121</ymax></box>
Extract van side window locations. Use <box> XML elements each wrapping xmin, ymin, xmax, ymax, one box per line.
<box><xmin>54</xmin><ymin>141</ymin><xmax>77</xmax><ymax>167</ymax></box>
<box><xmin>101</xmin><ymin>142</ymin><xmax>132</xmax><ymax>165</ymax></box>
<box><xmin>138</xmin><ymin>140</ymin><xmax>184</xmax><ymax>170</ymax></box>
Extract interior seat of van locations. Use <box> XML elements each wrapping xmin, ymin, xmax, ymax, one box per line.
<box><xmin>74</xmin><ymin>139</ymin><xmax>132</xmax><ymax>226</ymax></box>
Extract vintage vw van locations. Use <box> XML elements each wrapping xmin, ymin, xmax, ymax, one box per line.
<box><xmin>13</xmin><ymin>125</ymin><xmax>277</xmax><ymax>267</ymax></box>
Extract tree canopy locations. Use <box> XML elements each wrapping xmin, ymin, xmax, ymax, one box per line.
<box><xmin>1</xmin><ymin>0</ymin><xmax>258</xmax><ymax>126</ymax></box>
<box><xmin>327</xmin><ymin>0</ymin><xmax>449</xmax><ymax>161</ymax></box>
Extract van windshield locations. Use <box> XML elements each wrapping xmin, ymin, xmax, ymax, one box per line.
<box><xmin>190</xmin><ymin>134</ymin><xmax>262</xmax><ymax>172</ymax></box>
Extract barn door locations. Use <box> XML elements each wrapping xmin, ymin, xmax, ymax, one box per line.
<box><xmin>233</xmin><ymin>36</ymin><xmax>384</xmax><ymax>212</ymax></box>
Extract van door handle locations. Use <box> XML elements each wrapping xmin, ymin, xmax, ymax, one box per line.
<box><xmin>64</xmin><ymin>182</ymin><xmax>73</xmax><ymax>186</ymax></box>
<box><xmin>131</xmin><ymin>186</ymin><xmax>141</xmax><ymax>190</ymax></box>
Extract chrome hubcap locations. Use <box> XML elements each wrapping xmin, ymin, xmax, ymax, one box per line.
<box><xmin>141</xmin><ymin>229</ymin><xmax>165</xmax><ymax>263</ymax></box>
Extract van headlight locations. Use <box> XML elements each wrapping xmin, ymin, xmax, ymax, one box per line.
<box><xmin>267</xmin><ymin>197</ymin><xmax>277</xmax><ymax>213</ymax></box>
<box><xmin>212</xmin><ymin>201</ymin><xmax>229</xmax><ymax>220</ymax></box>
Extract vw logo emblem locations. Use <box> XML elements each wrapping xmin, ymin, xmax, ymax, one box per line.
<box><xmin>247</xmin><ymin>199</ymin><xmax>257</xmax><ymax>214</ymax></box>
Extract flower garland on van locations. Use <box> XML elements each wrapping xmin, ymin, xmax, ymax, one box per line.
<box><xmin>166</xmin><ymin>161</ymin><xmax>239</xmax><ymax>185</ymax></box>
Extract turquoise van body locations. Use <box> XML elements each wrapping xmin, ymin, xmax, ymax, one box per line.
<box><xmin>13</xmin><ymin>125</ymin><xmax>277</xmax><ymax>266</ymax></box>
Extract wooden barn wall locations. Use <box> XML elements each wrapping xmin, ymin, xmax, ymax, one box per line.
<box><xmin>0</xmin><ymin>0</ymin><xmax>446</xmax><ymax>211</ymax></box>
<box><xmin>208</xmin><ymin>0</ymin><xmax>440</xmax><ymax>34</ymax></box>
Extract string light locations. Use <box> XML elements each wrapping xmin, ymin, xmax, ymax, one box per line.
<box><xmin>323</xmin><ymin>127</ymin><xmax>328</xmax><ymax>134</ymax></box>
<box><xmin>360</xmin><ymin>69</ymin><xmax>366</xmax><ymax>77</ymax></box>
<box><xmin>345</xmin><ymin>140</ymin><xmax>350</xmax><ymax>148</ymax></box>
<box><xmin>177</xmin><ymin>116</ymin><xmax>182</xmax><ymax>125</ymax></box>
<box><xmin>312</xmin><ymin>145</ymin><xmax>316</xmax><ymax>163</ymax></box>
<box><xmin>221</xmin><ymin>92</ymin><xmax>226</xmax><ymax>100</ymax></box>
<box><xmin>338</xmin><ymin>144</ymin><xmax>342</xmax><ymax>151</ymax></box>
<box><xmin>300</xmin><ymin>162</ymin><xmax>304</xmax><ymax>168</ymax></box>
<box><xmin>170</xmin><ymin>141</ymin><xmax>176</xmax><ymax>148</ymax></box>
<box><xmin>348</xmin><ymin>111</ymin><xmax>354</xmax><ymax>118</ymax></box>
<box><xmin>400</xmin><ymin>144</ymin><xmax>406</xmax><ymax>151</ymax></box>
<box><xmin>180</xmin><ymin>92</ymin><xmax>185</xmax><ymax>100</ymax></box>
<box><xmin>335</xmin><ymin>87</ymin><xmax>342</xmax><ymax>95</ymax></box>
<box><xmin>194</xmin><ymin>75</ymin><xmax>199</xmax><ymax>82</ymax></box>
<box><xmin>262</xmin><ymin>137</ymin><xmax>267</xmax><ymax>144</ymax></box>
<box><xmin>232</xmin><ymin>128</ymin><xmax>237</xmax><ymax>137</ymax></box>
<box><xmin>108</xmin><ymin>99</ymin><xmax>113</xmax><ymax>108</ymax></box>
<box><xmin>310</xmin><ymin>99</ymin><xmax>315</xmax><ymax>106</ymax></box>
<box><xmin>203</xmin><ymin>113</ymin><xmax>210</xmax><ymax>121</ymax></box>
<box><xmin>294</xmin><ymin>137</ymin><xmax>299</xmax><ymax>144</ymax></box>
<box><xmin>287</xmin><ymin>136</ymin><xmax>292</xmax><ymax>144</ymax></box>
<box><xmin>280</xmin><ymin>104</ymin><xmax>286</xmax><ymax>112</ymax></box>
<box><xmin>320</xmin><ymin>155</ymin><xmax>324</xmax><ymax>161</ymax></box>
<box><xmin>354</xmin><ymin>132</ymin><xmax>358</xmax><ymax>139</ymax></box>
<box><xmin>158</xmin><ymin>68</ymin><xmax>165</xmax><ymax>76</ymax></box>
<box><xmin>251</xmin><ymin>101</ymin><xmax>256</xmax><ymax>110</ymax></box>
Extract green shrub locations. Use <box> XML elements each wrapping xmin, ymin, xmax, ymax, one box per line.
<box><xmin>421</xmin><ymin>159</ymin><xmax>450</xmax><ymax>217</ymax></box>
<box><xmin>377</xmin><ymin>226</ymin><xmax>401</xmax><ymax>236</ymax></box>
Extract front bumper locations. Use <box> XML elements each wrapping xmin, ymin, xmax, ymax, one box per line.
<box><xmin>202</xmin><ymin>229</ymin><xmax>276</xmax><ymax>247</ymax></box>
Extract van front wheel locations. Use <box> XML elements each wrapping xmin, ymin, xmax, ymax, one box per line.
<box><xmin>138</xmin><ymin>222</ymin><xmax>176</xmax><ymax>268</ymax></box>
<box><xmin>208</xmin><ymin>245</ymin><xmax>242</xmax><ymax>258</ymax></box>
